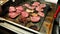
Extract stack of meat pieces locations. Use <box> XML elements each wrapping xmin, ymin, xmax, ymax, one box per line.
<box><xmin>9</xmin><ymin>6</ymin><xmax>23</xmax><ymax>18</ymax></box>
<box><xmin>8</xmin><ymin>1</ymin><xmax>46</xmax><ymax>22</ymax></box>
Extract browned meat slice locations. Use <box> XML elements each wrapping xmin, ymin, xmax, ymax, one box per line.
<box><xmin>32</xmin><ymin>2</ymin><xmax>40</xmax><ymax>7</ymax></box>
<box><xmin>8</xmin><ymin>12</ymin><xmax>19</xmax><ymax>18</ymax></box>
<box><xmin>23</xmin><ymin>3</ymin><xmax>30</xmax><ymax>8</ymax></box>
<box><xmin>21</xmin><ymin>11</ymin><xmax>29</xmax><ymax>17</ymax></box>
<box><xmin>9</xmin><ymin>6</ymin><xmax>16</xmax><ymax>13</ymax></box>
<box><xmin>30</xmin><ymin>16</ymin><xmax>40</xmax><ymax>22</ymax></box>
<box><xmin>38</xmin><ymin>12</ymin><xmax>45</xmax><ymax>17</ymax></box>
<box><xmin>36</xmin><ymin>6</ymin><xmax>44</xmax><ymax>12</ymax></box>
<box><xmin>16</xmin><ymin>6</ymin><xmax>24</xmax><ymax>11</ymax></box>
<box><xmin>40</xmin><ymin>4</ymin><xmax>46</xmax><ymax>8</ymax></box>
<box><xmin>16</xmin><ymin>10</ymin><xmax>21</xmax><ymax>14</ymax></box>
<box><xmin>28</xmin><ymin>6</ymin><xmax>35</xmax><ymax>10</ymax></box>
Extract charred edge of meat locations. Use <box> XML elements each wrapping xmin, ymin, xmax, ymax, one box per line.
<box><xmin>19</xmin><ymin>17</ymin><xmax>30</xmax><ymax>26</ymax></box>
<box><xmin>29</xmin><ymin>25</ymin><xmax>39</xmax><ymax>31</ymax></box>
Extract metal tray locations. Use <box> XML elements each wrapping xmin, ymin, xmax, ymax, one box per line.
<box><xmin>0</xmin><ymin>0</ymin><xmax>51</xmax><ymax>33</ymax></box>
